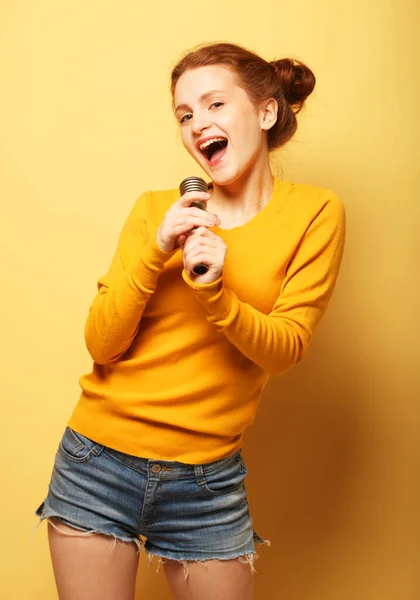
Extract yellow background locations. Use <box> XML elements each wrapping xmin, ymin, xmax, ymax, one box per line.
<box><xmin>1</xmin><ymin>0</ymin><xmax>419</xmax><ymax>598</ymax></box>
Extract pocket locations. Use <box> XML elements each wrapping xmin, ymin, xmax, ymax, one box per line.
<box><xmin>198</xmin><ymin>451</ymin><xmax>247</xmax><ymax>496</ymax></box>
<box><xmin>59</xmin><ymin>427</ymin><xmax>104</xmax><ymax>463</ymax></box>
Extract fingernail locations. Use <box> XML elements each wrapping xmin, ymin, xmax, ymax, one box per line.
<box><xmin>205</xmin><ymin>193</ymin><xmax>211</xmax><ymax>198</ymax></box>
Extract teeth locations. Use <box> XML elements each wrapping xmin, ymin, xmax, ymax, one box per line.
<box><xmin>199</xmin><ymin>137</ymin><xmax>226</xmax><ymax>151</ymax></box>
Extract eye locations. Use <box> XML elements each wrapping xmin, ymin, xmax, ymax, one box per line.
<box><xmin>180</xmin><ymin>113</ymin><xmax>193</xmax><ymax>124</ymax></box>
<box><xmin>210</xmin><ymin>101</ymin><xmax>224</xmax><ymax>110</ymax></box>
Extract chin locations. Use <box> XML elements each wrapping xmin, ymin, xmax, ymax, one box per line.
<box><xmin>189</xmin><ymin>148</ymin><xmax>249</xmax><ymax>186</ymax></box>
<box><xmin>202</xmin><ymin>162</ymin><xmax>242</xmax><ymax>187</ymax></box>
<box><xmin>210</xmin><ymin>174</ymin><xmax>238</xmax><ymax>187</ymax></box>
<box><xmin>211</xmin><ymin>165</ymin><xmax>252</xmax><ymax>188</ymax></box>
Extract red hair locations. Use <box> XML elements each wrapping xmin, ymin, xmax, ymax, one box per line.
<box><xmin>171</xmin><ymin>42</ymin><xmax>316</xmax><ymax>151</ymax></box>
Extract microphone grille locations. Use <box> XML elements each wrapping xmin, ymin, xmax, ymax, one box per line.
<box><xmin>179</xmin><ymin>176</ymin><xmax>208</xmax><ymax>196</ymax></box>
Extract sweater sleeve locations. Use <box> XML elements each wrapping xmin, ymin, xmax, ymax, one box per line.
<box><xmin>84</xmin><ymin>192</ymin><xmax>176</xmax><ymax>364</ymax></box>
<box><xmin>182</xmin><ymin>193</ymin><xmax>346</xmax><ymax>376</ymax></box>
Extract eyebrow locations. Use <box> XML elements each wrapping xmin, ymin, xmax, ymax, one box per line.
<box><xmin>174</xmin><ymin>90</ymin><xmax>226</xmax><ymax>114</ymax></box>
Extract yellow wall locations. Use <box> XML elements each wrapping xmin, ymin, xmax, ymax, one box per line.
<box><xmin>1</xmin><ymin>0</ymin><xmax>418</xmax><ymax>598</ymax></box>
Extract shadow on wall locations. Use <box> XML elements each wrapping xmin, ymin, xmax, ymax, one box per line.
<box><xmin>242</xmin><ymin>292</ymin><xmax>370</xmax><ymax>598</ymax></box>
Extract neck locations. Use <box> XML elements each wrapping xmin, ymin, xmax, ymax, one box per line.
<box><xmin>208</xmin><ymin>151</ymin><xmax>275</xmax><ymax>225</ymax></box>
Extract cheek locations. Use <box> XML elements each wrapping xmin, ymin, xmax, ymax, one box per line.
<box><xmin>229</xmin><ymin>109</ymin><xmax>260</xmax><ymax>145</ymax></box>
<box><xmin>180</xmin><ymin>130</ymin><xmax>195</xmax><ymax>154</ymax></box>
<box><xmin>241</xmin><ymin>115</ymin><xmax>264</xmax><ymax>150</ymax></box>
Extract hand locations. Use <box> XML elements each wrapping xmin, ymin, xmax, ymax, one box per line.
<box><xmin>182</xmin><ymin>227</ymin><xmax>227</xmax><ymax>284</ymax></box>
<box><xmin>157</xmin><ymin>192</ymin><xmax>221</xmax><ymax>252</ymax></box>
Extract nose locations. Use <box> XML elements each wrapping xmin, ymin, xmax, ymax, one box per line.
<box><xmin>191</xmin><ymin>109</ymin><xmax>211</xmax><ymax>135</ymax></box>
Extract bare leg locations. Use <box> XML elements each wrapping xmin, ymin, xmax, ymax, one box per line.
<box><xmin>48</xmin><ymin>519</ymin><xmax>139</xmax><ymax>600</ymax></box>
<box><xmin>163</xmin><ymin>557</ymin><xmax>254</xmax><ymax>600</ymax></box>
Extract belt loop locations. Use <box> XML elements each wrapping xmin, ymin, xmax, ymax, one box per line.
<box><xmin>92</xmin><ymin>444</ymin><xmax>104</xmax><ymax>457</ymax></box>
<box><xmin>194</xmin><ymin>464</ymin><xmax>205</xmax><ymax>485</ymax></box>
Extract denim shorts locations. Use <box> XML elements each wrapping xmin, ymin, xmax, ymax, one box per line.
<box><xmin>35</xmin><ymin>427</ymin><xmax>269</xmax><ymax>574</ymax></box>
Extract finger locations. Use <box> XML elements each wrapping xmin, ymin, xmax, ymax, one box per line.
<box><xmin>170</xmin><ymin>219</ymin><xmax>213</xmax><ymax>239</ymax></box>
<box><xmin>189</xmin><ymin>225</ymin><xmax>221</xmax><ymax>239</ymax></box>
<box><xmin>184</xmin><ymin>236</ymin><xmax>217</xmax><ymax>254</ymax></box>
<box><xmin>177</xmin><ymin>233</ymin><xmax>188</xmax><ymax>248</ymax></box>
<box><xmin>185</xmin><ymin>225</ymin><xmax>212</xmax><ymax>238</ymax></box>
<box><xmin>176</xmin><ymin>210</ymin><xmax>219</xmax><ymax>227</ymax></box>
<box><xmin>179</xmin><ymin>206</ymin><xmax>220</xmax><ymax>224</ymax></box>
<box><xmin>184</xmin><ymin>227</ymin><xmax>219</xmax><ymax>250</ymax></box>
<box><xmin>187</xmin><ymin>251</ymin><xmax>216</xmax><ymax>273</ymax></box>
<box><xmin>184</xmin><ymin>241</ymin><xmax>219</xmax><ymax>263</ymax></box>
<box><xmin>184</xmin><ymin>238</ymin><xmax>210</xmax><ymax>256</ymax></box>
<box><xmin>177</xmin><ymin>191</ymin><xmax>211</xmax><ymax>208</ymax></box>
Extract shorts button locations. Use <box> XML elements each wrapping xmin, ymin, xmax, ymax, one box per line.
<box><xmin>151</xmin><ymin>464</ymin><xmax>162</xmax><ymax>473</ymax></box>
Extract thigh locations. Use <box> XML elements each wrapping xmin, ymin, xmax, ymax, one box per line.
<box><xmin>48</xmin><ymin>519</ymin><xmax>139</xmax><ymax>600</ymax></box>
<box><xmin>36</xmin><ymin>427</ymin><xmax>146</xmax><ymax>541</ymax></box>
<box><xmin>163</xmin><ymin>557</ymin><xmax>254</xmax><ymax>600</ymax></box>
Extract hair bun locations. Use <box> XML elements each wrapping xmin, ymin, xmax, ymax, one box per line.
<box><xmin>271</xmin><ymin>58</ymin><xmax>316</xmax><ymax>113</ymax></box>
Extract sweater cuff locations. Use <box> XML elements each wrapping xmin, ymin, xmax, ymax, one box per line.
<box><xmin>130</xmin><ymin>237</ymin><xmax>177</xmax><ymax>289</ymax></box>
<box><xmin>182</xmin><ymin>269</ymin><xmax>240</xmax><ymax>328</ymax></box>
<box><xmin>144</xmin><ymin>235</ymin><xmax>177</xmax><ymax>267</ymax></box>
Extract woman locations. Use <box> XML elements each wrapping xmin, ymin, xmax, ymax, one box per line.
<box><xmin>35</xmin><ymin>42</ymin><xmax>346</xmax><ymax>600</ymax></box>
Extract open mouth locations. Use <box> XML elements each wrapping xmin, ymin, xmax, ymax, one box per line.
<box><xmin>199</xmin><ymin>137</ymin><xmax>228</xmax><ymax>164</ymax></box>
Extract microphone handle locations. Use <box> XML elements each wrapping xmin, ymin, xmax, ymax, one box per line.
<box><xmin>189</xmin><ymin>200</ymin><xmax>209</xmax><ymax>275</ymax></box>
<box><xmin>179</xmin><ymin>177</ymin><xmax>209</xmax><ymax>276</ymax></box>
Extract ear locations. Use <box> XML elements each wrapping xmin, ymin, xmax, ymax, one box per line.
<box><xmin>260</xmin><ymin>98</ymin><xmax>278</xmax><ymax>131</ymax></box>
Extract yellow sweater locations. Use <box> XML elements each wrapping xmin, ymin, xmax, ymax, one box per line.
<box><xmin>68</xmin><ymin>178</ymin><xmax>346</xmax><ymax>464</ymax></box>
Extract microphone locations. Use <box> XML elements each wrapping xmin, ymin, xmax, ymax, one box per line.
<box><xmin>179</xmin><ymin>176</ymin><xmax>209</xmax><ymax>276</ymax></box>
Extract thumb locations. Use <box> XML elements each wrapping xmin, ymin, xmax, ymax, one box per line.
<box><xmin>177</xmin><ymin>233</ymin><xmax>188</xmax><ymax>248</ymax></box>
